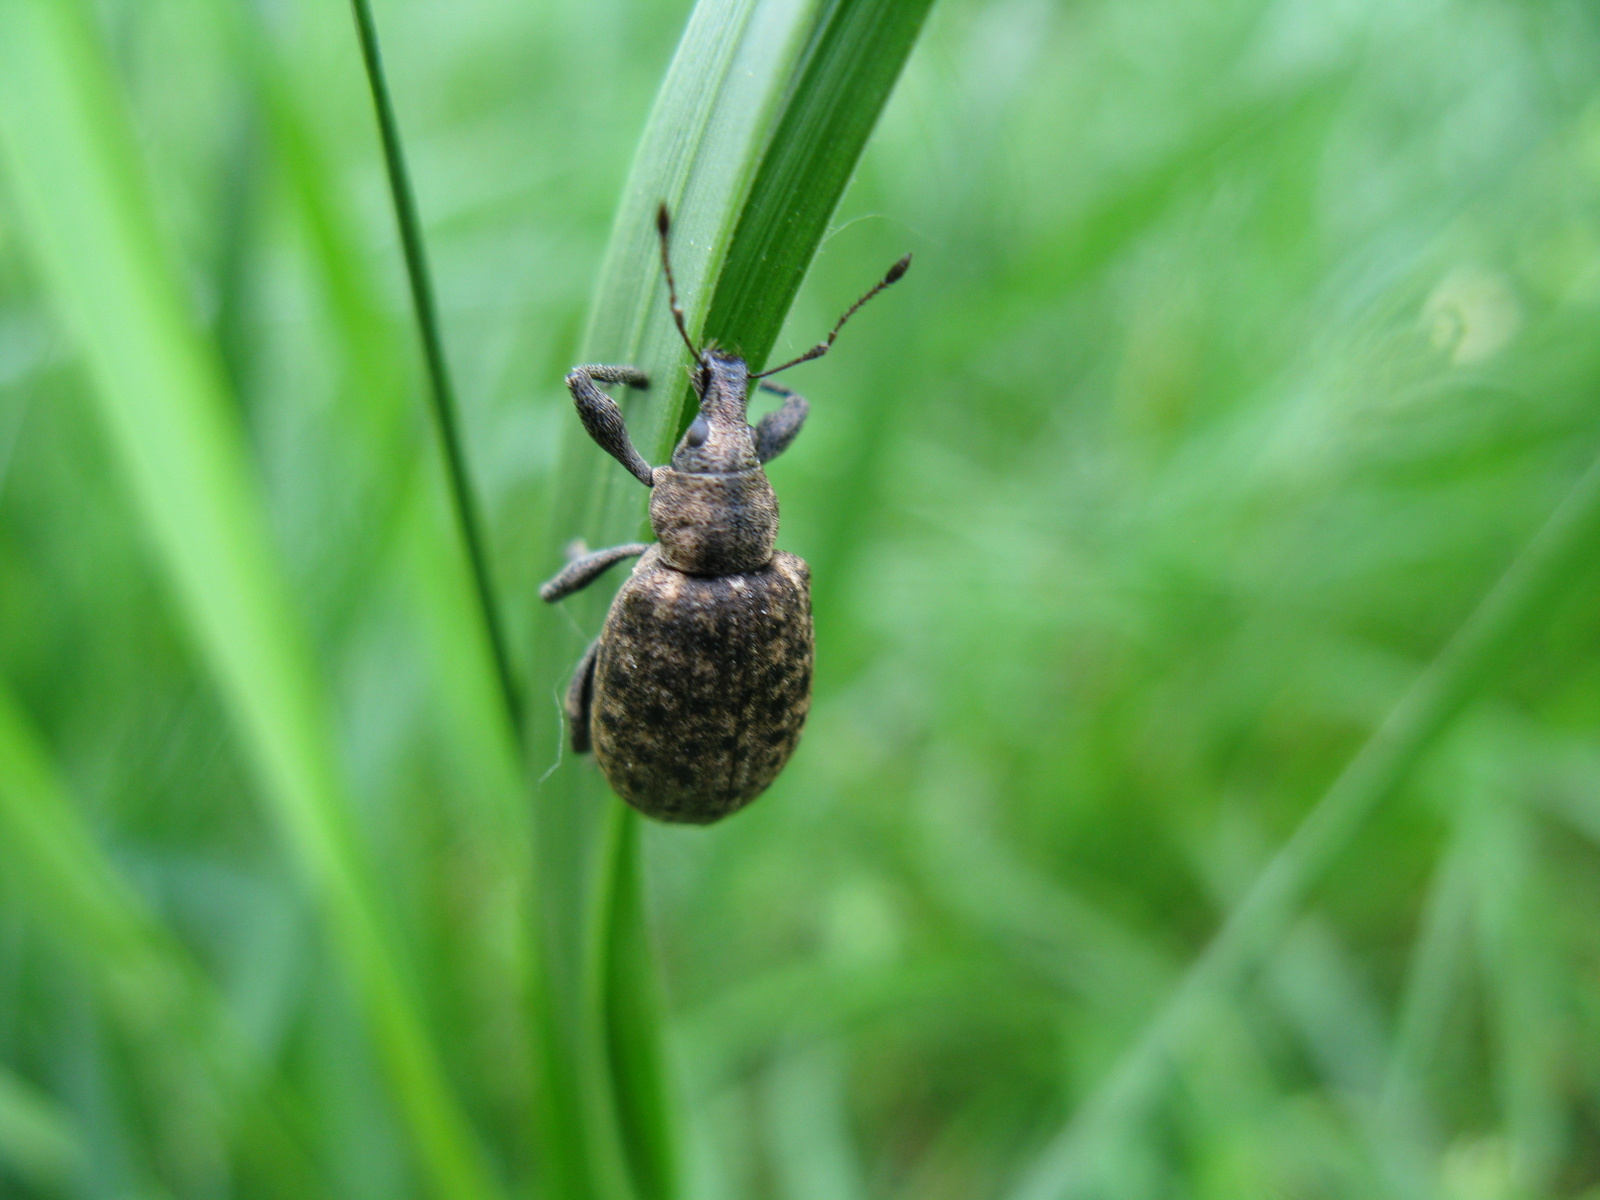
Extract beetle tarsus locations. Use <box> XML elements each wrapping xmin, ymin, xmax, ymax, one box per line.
<box><xmin>578</xmin><ymin>364</ymin><xmax>649</xmax><ymax>389</ymax></box>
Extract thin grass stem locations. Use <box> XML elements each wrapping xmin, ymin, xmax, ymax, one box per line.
<box><xmin>347</xmin><ymin>0</ymin><xmax>523</xmax><ymax>733</ymax></box>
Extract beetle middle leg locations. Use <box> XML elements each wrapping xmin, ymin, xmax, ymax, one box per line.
<box><xmin>567</xmin><ymin>365</ymin><xmax>656</xmax><ymax>487</ymax></box>
<box><xmin>539</xmin><ymin>542</ymin><xmax>650</xmax><ymax>603</ymax></box>
<box><xmin>752</xmin><ymin>381</ymin><xmax>809</xmax><ymax>463</ymax></box>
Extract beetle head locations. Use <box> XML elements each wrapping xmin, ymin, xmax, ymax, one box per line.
<box><xmin>654</xmin><ymin>208</ymin><xmax>761</xmax><ymax>474</ymax></box>
<box><xmin>654</xmin><ymin>203</ymin><xmax>911</xmax><ymax>476</ymax></box>
<box><xmin>671</xmin><ymin>350</ymin><xmax>759</xmax><ymax>473</ymax></box>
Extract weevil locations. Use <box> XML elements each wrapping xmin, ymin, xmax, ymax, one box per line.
<box><xmin>540</xmin><ymin>204</ymin><xmax>909</xmax><ymax>823</ymax></box>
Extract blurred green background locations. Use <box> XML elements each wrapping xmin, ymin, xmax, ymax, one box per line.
<box><xmin>5</xmin><ymin>0</ymin><xmax>1600</xmax><ymax>1197</ymax></box>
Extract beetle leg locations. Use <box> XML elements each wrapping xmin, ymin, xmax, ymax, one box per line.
<box><xmin>568</xmin><ymin>365</ymin><xmax>656</xmax><ymax>487</ymax></box>
<box><xmin>565</xmin><ymin>638</ymin><xmax>600</xmax><ymax>753</ymax></box>
<box><xmin>752</xmin><ymin>382</ymin><xmax>809</xmax><ymax>463</ymax></box>
<box><xmin>539</xmin><ymin>542</ymin><xmax>650</xmax><ymax>603</ymax></box>
<box><xmin>579</xmin><ymin>365</ymin><xmax>650</xmax><ymax>388</ymax></box>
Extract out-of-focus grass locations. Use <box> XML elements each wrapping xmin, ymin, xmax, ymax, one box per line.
<box><xmin>3</xmin><ymin>0</ymin><xmax>1600</xmax><ymax>1198</ymax></box>
<box><xmin>0</xmin><ymin>1064</ymin><xmax>79</xmax><ymax>1193</ymax></box>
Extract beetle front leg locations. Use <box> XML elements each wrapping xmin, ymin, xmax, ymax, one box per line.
<box><xmin>568</xmin><ymin>365</ymin><xmax>656</xmax><ymax>487</ymax></box>
<box><xmin>540</xmin><ymin>542</ymin><xmax>650</xmax><ymax>603</ymax></box>
<box><xmin>752</xmin><ymin>382</ymin><xmax>809</xmax><ymax>464</ymax></box>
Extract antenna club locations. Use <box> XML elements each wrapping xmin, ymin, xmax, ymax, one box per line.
<box><xmin>885</xmin><ymin>254</ymin><xmax>912</xmax><ymax>285</ymax></box>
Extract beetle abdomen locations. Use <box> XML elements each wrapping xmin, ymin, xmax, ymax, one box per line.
<box><xmin>591</xmin><ymin>547</ymin><xmax>813</xmax><ymax>823</ymax></box>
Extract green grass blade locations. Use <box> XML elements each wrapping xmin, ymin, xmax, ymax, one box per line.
<box><xmin>0</xmin><ymin>5</ymin><xmax>501</xmax><ymax>1198</ymax></box>
<box><xmin>346</xmin><ymin>0</ymin><xmax>523</xmax><ymax>733</ymax></box>
<box><xmin>0</xmin><ymin>682</ymin><xmax>326</xmax><ymax>1194</ymax></box>
<box><xmin>527</xmin><ymin>2</ymin><xmax>934</xmax><ymax>1197</ymax></box>
<box><xmin>0</xmin><ymin>1065</ymin><xmax>81</xmax><ymax>1193</ymax></box>
<box><xmin>0</xmin><ymin>687</ymin><xmax>178</xmax><ymax>1010</ymax></box>
<box><xmin>766</xmin><ymin>1041</ymin><xmax>867</xmax><ymax>1200</ymax></box>
<box><xmin>216</xmin><ymin>0</ymin><xmax>528</xmax><ymax>879</ymax></box>
<box><xmin>1380</xmin><ymin>807</ymin><xmax>1476</xmax><ymax>1141</ymax></box>
<box><xmin>1008</xmin><ymin>443</ymin><xmax>1600</xmax><ymax>1200</ymax></box>
<box><xmin>1268</xmin><ymin>923</ymin><xmax>1441</xmax><ymax>1200</ymax></box>
<box><xmin>699</xmin><ymin>0</ymin><xmax>935</xmax><ymax>374</ymax></box>
<box><xmin>592</xmin><ymin>806</ymin><xmax>677</xmax><ymax>1200</ymax></box>
<box><xmin>1467</xmin><ymin>770</ymin><xmax>1566</xmax><ymax>1191</ymax></box>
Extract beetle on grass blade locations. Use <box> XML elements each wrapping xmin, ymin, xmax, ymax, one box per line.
<box><xmin>541</xmin><ymin>204</ymin><xmax>910</xmax><ymax>823</ymax></box>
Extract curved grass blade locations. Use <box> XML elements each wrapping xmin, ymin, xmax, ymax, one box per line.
<box><xmin>1008</xmin><ymin>442</ymin><xmax>1600</xmax><ymax>1200</ymax></box>
<box><xmin>526</xmin><ymin>2</ymin><xmax>934</xmax><ymax>1197</ymax></box>
<box><xmin>0</xmin><ymin>5</ymin><xmax>502</xmax><ymax>1198</ymax></box>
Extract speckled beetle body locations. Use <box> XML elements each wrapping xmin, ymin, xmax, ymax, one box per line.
<box><xmin>541</xmin><ymin>205</ymin><xmax>907</xmax><ymax>823</ymax></box>
<box><xmin>589</xmin><ymin>544</ymin><xmax>813</xmax><ymax>822</ymax></box>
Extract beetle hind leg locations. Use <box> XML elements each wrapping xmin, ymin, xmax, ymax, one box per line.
<box><xmin>565</xmin><ymin>638</ymin><xmax>600</xmax><ymax>753</ymax></box>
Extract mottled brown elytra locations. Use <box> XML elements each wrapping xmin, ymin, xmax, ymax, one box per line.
<box><xmin>541</xmin><ymin>204</ymin><xmax>908</xmax><ymax>823</ymax></box>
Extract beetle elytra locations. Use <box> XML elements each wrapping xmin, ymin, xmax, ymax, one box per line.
<box><xmin>541</xmin><ymin>204</ymin><xmax>908</xmax><ymax>823</ymax></box>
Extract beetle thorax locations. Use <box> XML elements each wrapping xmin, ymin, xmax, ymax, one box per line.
<box><xmin>643</xmin><ymin>352</ymin><xmax>780</xmax><ymax>579</ymax></box>
<box><xmin>651</xmin><ymin>353</ymin><xmax>778</xmax><ymax>574</ymax></box>
<box><xmin>650</xmin><ymin>468</ymin><xmax>778</xmax><ymax>575</ymax></box>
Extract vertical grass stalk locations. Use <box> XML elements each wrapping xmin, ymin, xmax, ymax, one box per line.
<box><xmin>526</xmin><ymin>2</ymin><xmax>934</xmax><ymax>1197</ymax></box>
<box><xmin>347</xmin><ymin>0</ymin><xmax>523</xmax><ymax>733</ymax></box>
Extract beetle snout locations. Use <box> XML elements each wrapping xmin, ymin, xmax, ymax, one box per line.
<box><xmin>672</xmin><ymin>403</ymin><xmax>760</xmax><ymax>473</ymax></box>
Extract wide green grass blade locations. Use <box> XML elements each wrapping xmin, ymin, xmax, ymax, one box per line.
<box><xmin>0</xmin><ymin>5</ymin><xmax>501</xmax><ymax>1198</ymax></box>
<box><xmin>526</xmin><ymin>2</ymin><xmax>933</xmax><ymax>1197</ymax></box>
<box><xmin>699</xmin><ymin>0</ymin><xmax>935</xmax><ymax>374</ymax></box>
<box><xmin>591</xmin><ymin>806</ymin><xmax>677</xmax><ymax>1199</ymax></box>
<box><xmin>1008</xmin><ymin>443</ymin><xmax>1600</xmax><ymax>1200</ymax></box>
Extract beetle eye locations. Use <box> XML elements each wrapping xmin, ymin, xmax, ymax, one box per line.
<box><xmin>684</xmin><ymin>415</ymin><xmax>709</xmax><ymax>447</ymax></box>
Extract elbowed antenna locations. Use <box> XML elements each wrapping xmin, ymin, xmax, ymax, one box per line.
<box><xmin>754</xmin><ymin>253</ymin><xmax>912</xmax><ymax>379</ymax></box>
<box><xmin>657</xmin><ymin>203</ymin><xmax>701</xmax><ymax>362</ymax></box>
